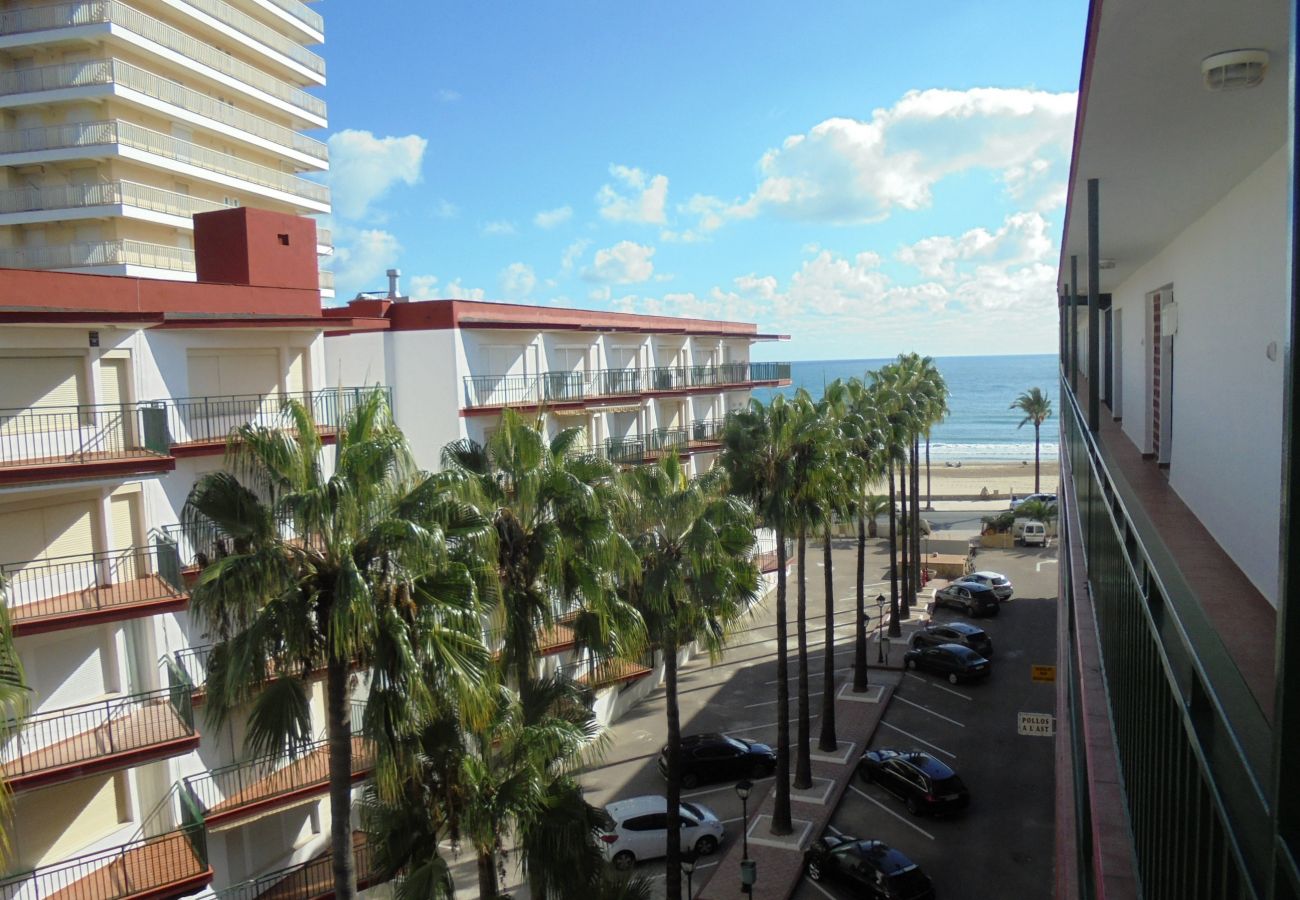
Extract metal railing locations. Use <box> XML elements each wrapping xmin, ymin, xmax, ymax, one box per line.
<box><xmin>0</xmin><ymin>685</ymin><xmax>195</xmax><ymax>781</ymax></box>
<box><xmin>462</xmin><ymin>362</ymin><xmax>790</xmax><ymax>409</ymax></box>
<box><xmin>603</xmin><ymin>436</ymin><xmax>646</xmax><ymax>465</ymax></box>
<box><xmin>0</xmin><ymin>119</ymin><xmax>329</xmax><ymax>204</ymax></box>
<box><xmin>1</xmin><ymin>542</ymin><xmax>184</xmax><ymax>629</ymax></box>
<box><xmin>0</xmin><ymin>179</ymin><xmax>226</xmax><ymax>219</ymax></box>
<box><xmin>0</xmin><ymin>59</ymin><xmax>327</xmax><ymax>161</ymax></box>
<box><xmin>317</xmin><ymin>227</ymin><xmax>331</xmax><ymax>247</ymax></box>
<box><xmin>257</xmin><ymin>0</ymin><xmax>322</xmax><ymax>34</ymax></box>
<box><xmin>0</xmin><ymin>2</ymin><xmax>326</xmax><ymax>119</ymax></box>
<box><xmin>182</xmin><ymin>707</ymin><xmax>369</xmax><ymax>822</ymax></box>
<box><xmin>1060</xmin><ymin>373</ymin><xmax>1266</xmax><ymax>897</ymax></box>
<box><xmin>213</xmin><ymin>837</ymin><xmax>376</xmax><ymax>900</ymax></box>
<box><xmin>0</xmin><ymin>400</ymin><xmax>170</xmax><ymax>469</ymax></box>
<box><xmin>171</xmin><ymin>0</ymin><xmax>325</xmax><ymax>76</ymax></box>
<box><xmin>0</xmin><ymin>238</ymin><xmax>196</xmax><ymax>272</ymax></box>
<box><xmin>164</xmin><ymin>386</ymin><xmax>385</xmax><ymax>447</ymax></box>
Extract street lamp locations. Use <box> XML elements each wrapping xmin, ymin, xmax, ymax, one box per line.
<box><xmin>681</xmin><ymin>849</ymin><xmax>697</xmax><ymax>899</ymax></box>
<box><xmin>735</xmin><ymin>779</ymin><xmax>752</xmax><ymax>860</ymax></box>
<box><xmin>875</xmin><ymin>594</ymin><xmax>888</xmax><ymax>663</ymax></box>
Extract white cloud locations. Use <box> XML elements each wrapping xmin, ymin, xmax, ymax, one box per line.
<box><xmin>407</xmin><ymin>274</ymin><xmax>487</xmax><ymax>301</ymax></box>
<box><xmin>432</xmin><ymin>199</ymin><xmax>459</xmax><ymax>219</ymax></box>
<box><xmin>408</xmin><ymin>274</ymin><xmax>440</xmax><ymax>298</ymax></box>
<box><xmin>582</xmin><ymin>241</ymin><xmax>656</xmax><ymax>284</ymax></box>
<box><xmin>332</xmin><ymin>228</ymin><xmax>402</xmax><ymax>296</ymax></box>
<box><xmin>500</xmin><ymin>262</ymin><xmax>536</xmax><ymax>298</ymax></box>
<box><xmin>436</xmin><ymin>88</ymin><xmax>461</xmax><ymax>103</ymax></box>
<box><xmin>327</xmin><ymin>130</ymin><xmax>427</xmax><ymax>221</ymax></box>
<box><xmin>597</xmin><ymin>165</ymin><xmax>669</xmax><ymax>224</ymax></box>
<box><xmin>481</xmin><ymin>220</ymin><xmax>517</xmax><ymax>236</ymax></box>
<box><xmin>896</xmin><ymin>211</ymin><xmax>1053</xmax><ymax>281</ymax></box>
<box><xmin>534</xmin><ymin>206</ymin><xmax>573</xmax><ymax>229</ymax></box>
<box><xmin>561</xmin><ymin>238</ymin><xmax>590</xmax><ymax>274</ymax></box>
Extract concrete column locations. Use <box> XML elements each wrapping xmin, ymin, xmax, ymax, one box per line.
<box><xmin>1087</xmin><ymin>179</ymin><xmax>1101</xmax><ymax>432</ymax></box>
<box><xmin>1070</xmin><ymin>255</ymin><xmax>1080</xmax><ymax>388</ymax></box>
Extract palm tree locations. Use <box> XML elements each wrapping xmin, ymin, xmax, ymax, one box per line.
<box><xmin>842</xmin><ymin>379</ymin><xmax>885</xmax><ymax>693</ymax></box>
<box><xmin>616</xmin><ymin>456</ymin><xmax>759</xmax><ymax>899</ymax></box>
<box><xmin>861</xmin><ymin>494</ymin><xmax>889</xmax><ymax>540</ymax></box>
<box><xmin>868</xmin><ymin>375</ymin><xmax>907</xmax><ymax>639</ymax></box>
<box><xmin>1010</xmin><ymin>387</ymin><xmax>1054</xmax><ymax>493</ymax></box>
<box><xmin>184</xmin><ymin>390</ymin><xmax>490</xmax><ymax>900</ymax></box>
<box><xmin>721</xmin><ymin>396</ymin><xmax>800</xmax><ymax>835</ymax></box>
<box><xmin>813</xmin><ymin>381</ymin><xmax>852</xmax><ymax>750</ymax></box>
<box><xmin>0</xmin><ymin>579</ymin><xmax>29</xmax><ymax>866</ymax></box>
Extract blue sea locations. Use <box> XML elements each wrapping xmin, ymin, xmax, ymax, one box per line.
<box><xmin>751</xmin><ymin>354</ymin><xmax>1059</xmax><ymax>462</ymax></box>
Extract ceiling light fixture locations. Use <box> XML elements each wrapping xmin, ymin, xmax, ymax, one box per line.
<box><xmin>1098</xmin><ymin>258</ymin><xmax>1117</xmax><ymax>270</ymax></box>
<box><xmin>1202</xmin><ymin>49</ymin><xmax>1270</xmax><ymax>91</ymax></box>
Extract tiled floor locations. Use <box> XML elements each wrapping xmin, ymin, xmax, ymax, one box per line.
<box><xmin>45</xmin><ymin>829</ymin><xmax>208</xmax><ymax>900</ymax></box>
<box><xmin>206</xmin><ymin>736</ymin><xmax>373</xmax><ymax>825</ymax></box>
<box><xmin>255</xmin><ymin>832</ymin><xmax>372</xmax><ymax>900</ymax></box>
<box><xmin>10</xmin><ymin>574</ymin><xmax>185</xmax><ymax>630</ymax></box>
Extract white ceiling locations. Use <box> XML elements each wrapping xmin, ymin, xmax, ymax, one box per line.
<box><xmin>1059</xmin><ymin>0</ymin><xmax>1289</xmax><ymax>296</ymax></box>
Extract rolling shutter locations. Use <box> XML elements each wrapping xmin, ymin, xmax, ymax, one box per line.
<box><xmin>186</xmin><ymin>350</ymin><xmax>280</xmax><ymax>397</ymax></box>
<box><xmin>286</xmin><ymin>350</ymin><xmax>305</xmax><ymax>395</ymax></box>
<box><xmin>0</xmin><ymin>501</ymin><xmax>97</xmax><ymax>566</ymax></box>
<box><xmin>99</xmin><ymin>358</ymin><xmax>129</xmax><ymax>407</ymax></box>
<box><xmin>0</xmin><ymin>357</ymin><xmax>86</xmax><ymax>436</ymax></box>
<box><xmin>108</xmin><ymin>494</ymin><xmax>141</xmax><ymax>581</ymax></box>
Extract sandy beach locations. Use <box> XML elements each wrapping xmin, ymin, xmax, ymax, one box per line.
<box><xmin>866</xmin><ymin>459</ymin><xmax>1061</xmax><ymax>500</ymax></box>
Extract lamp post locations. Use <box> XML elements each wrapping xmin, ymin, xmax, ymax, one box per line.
<box><xmin>875</xmin><ymin>594</ymin><xmax>887</xmax><ymax>663</ymax></box>
<box><xmin>736</xmin><ymin>779</ymin><xmax>756</xmax><ymax>893</ymax></box>
<box><xmin>681</xmin><ymin>850</ymin><xmax>697</xmax><ymax>899</ymax></box>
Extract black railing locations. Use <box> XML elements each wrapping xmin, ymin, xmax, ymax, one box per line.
<box><xmin>0</xmin><ymin>401</ymin><xmax>169</xmax><ymax>469</ymax></box>
<box><xmin>1</xmin><ymin>542</ymin><xmax>184</xmax><ymax>629</ymax></box>
<box><xmin>1060</xmin><ymin>373</ymin><xmax>1266</xmax><ymax>897</ymax></box>
<box><xmin>0</xmin><ymin>685</ymin><xmax>196</xmax><ymax>781</ymax></box>
<box><xmin>156</xmin><ymin>511</ymin><xmax>298</xmax><ymax>570</ymax></box>
<box><xmin>462</xmin><ymin>362</ymin><xmax>791</xmax><ymax>409</ymax></box>
<box><xmin>603</xmin><ymin>436</ymin><xmax>646</xmax><ymax>465</ymax></box>
<box><xmin>212</xmin><ymin>836</ymin><xmax>377</xmax><ymax>900</ymax></box>
<box><xmin>164</xmin><ymin>386</ymin><xmax>388</xmax><ymax>447</ymax></box>
<box><xmin>690</xmin><ymin>417</ymin><xmax>727</xmax><ymax>443</ymax></box>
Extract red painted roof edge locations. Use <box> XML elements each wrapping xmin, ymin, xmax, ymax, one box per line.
<box><xmin>1058</xmin><ymin>0</ymin><xmax>1105</xmax><ymax>283</ymax></box>
<box><xmin>0</xmin><ymin>309</ymin><xmax>166</xmax><ymax>326</ymax></box>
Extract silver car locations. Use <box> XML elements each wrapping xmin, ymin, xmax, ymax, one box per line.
<box><xmin>956</xmin><ymin>570</ymin><xmax>1014</xmax><ymax>601</ymax></box>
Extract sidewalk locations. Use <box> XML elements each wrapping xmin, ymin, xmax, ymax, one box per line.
<box><xmin>695</xmin><ymin>668</ymin><xmax>901</xmax><ymax>900</ymax></box>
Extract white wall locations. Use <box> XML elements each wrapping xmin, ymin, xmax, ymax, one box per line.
<box><xmin>1111</xmin><ymin>144</ymin><xmax>1287</xmax><ymax>605</ymax></box>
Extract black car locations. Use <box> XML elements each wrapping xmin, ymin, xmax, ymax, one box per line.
<box><xmin>804</xmin><ymin>836</ymin><xmax>935</xmax><ymax>900</ymax></box>
<box><xmin>933</xmin><ymin>581</ymin><xmax>1000</xmax><ymax>617</ymax></box>
<box><xmin>659</xmin><ymin>733</ymin><xmax>777</xmax><ymax>788</ymax></box>
<box><xmin>858</xmin><ymin>749</ymin><xmax>970</xmax><ymax>815</ymax></box>
<box><xmin>910</xmin><ymin>621</ymin><xmax>993</xmax><ymax>658</ymax></box>
<box><xmin>903</xmin><ymin>642</ymin><xmax>991</xmax><ymax>684</ymax></box>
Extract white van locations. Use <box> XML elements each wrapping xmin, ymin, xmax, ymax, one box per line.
<box><xmin>1014</xmin><ymin>519</ymin><xmax>1048</xmax><ymax>547</ymax></box>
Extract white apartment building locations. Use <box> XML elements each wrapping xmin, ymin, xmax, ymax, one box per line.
<box><xmin>0</xmin><ymin>0</ymin><xmax>332</xmax><ymax>296</ymax></box>
<box><xmin>0</xmin><ymin>208</ymin><xmax>377</xmax><ymax>900</ymax></box>
<box><xmin>323</xmin><ymin>286</ymin><xmax>791</xmax><ymax>723</ymax></box>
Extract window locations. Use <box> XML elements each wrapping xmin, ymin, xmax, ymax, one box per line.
<box><xmin>277</xmin><ymin>233</ymin><xmax>290</xmax><ymax>246</ymax></box>
<box><xmin>623</xmin><ymin>813</ymin><xmax>666</xmax><ymax>831</ymax></box>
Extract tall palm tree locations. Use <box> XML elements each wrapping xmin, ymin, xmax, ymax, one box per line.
<box><xmin>0</xmin><ymin>580</ymin><xmax>29</xmax><ymax>866</ymax></box>
<box><xmin>616</xmin><ymin>456</ymin><xmax>759</xmax><ymax>899</ymax></box>
<box><xmin>1010</xmin><ymin>387</ymin><xmax>1054</xmax><ymax>493</ymax></box>
<box><xmin>867</xmin><ymin>375</ymin><xmax>907</xmax><ymax>639</ymax></box>
<box><xmin>814</xmin><ymin>380</ymin><xmax>851</xmax><ymax>750</ymax></box>
<box><xmin>184</xmin><ymin>390</ymin><xmax>490</xmax><ymax>900</ymax></box>
<box><xmin>721</xmin><ymin>396</ymin><xmax>800</xmax><ymax>835</ymax></box>
<box><xmin>842</xmin><ymin>379</ymin><xmax>885</xmax><ymax>692</ymax></box>
<box><xmin>861</xmin><ymin>494</ymin><xmax>890</xmax><ymax>540</ymax></box>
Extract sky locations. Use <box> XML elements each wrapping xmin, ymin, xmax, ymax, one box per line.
<box><xmin>313</xmin><ymin>1</ymin><xmax>1088</xmax><ymax>361</ymax></box>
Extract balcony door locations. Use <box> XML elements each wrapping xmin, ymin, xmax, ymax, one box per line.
<box><xmin>0</xmin><ymin>499</ymin><xmax>98</xmax><ymax>613</ymax></box>
<box><xmin>184</xmin><ymin>349</ymin><xmax>281</xmax><ymax>443</ymax></box>
<box><xmin>1146</xmin><ymin>287</ymin><xmax>1175</xmax><ymax>464</ymax></box>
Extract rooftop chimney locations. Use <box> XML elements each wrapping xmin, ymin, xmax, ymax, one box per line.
<box><xmin>387</xmin><ymin>268</ymin><xmax>402</xmax><ymax>300</ymax></box>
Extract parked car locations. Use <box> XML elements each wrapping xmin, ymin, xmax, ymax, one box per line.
<box><xmin>903</xmin><ymin>642</ymin><xmax>991</xmax><ymax>684</ymax></box>
<box><xmin>934</xmin><ymin>582</ymin><xmax>1000</xmax><ymax>617</ymax></box>
<box><xmin>858</xmin><ymin>749</ymin><xmax>970</xmax><ymax>815</ymax></box>
<box><xmin>659</xmin><ymin>733</ymin><xmax>777</xmax><ymax>788</ymax></box>
<box><xmin>910</xmin><ymin>621</ymin><xmax>993</xmax><ymax>658</ymax></box>
<box><xmin>1010</xmin><ymin>492</ymin><xmax>1057</xmax><ymax>510</ymax></box>
<box><xmin>597</xmin><ymin>795</ymin><xmax>724</xmax><ymax>869</ymax></box>
<box><xmin>956</xmin><ymin>570</ymin><xmax>1013</xmax><ymax>600</ymax></box>
<box><xmin>1014</xmin><ymin>519</ymin><xmax>1049</xmax><ymax>547</ymax></box>
<box><xmin>804</xmin><ymin>836</ymin><xmax>936</xmax><ymax>899</ymax></box>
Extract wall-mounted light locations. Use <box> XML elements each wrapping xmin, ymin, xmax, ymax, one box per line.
<box><xmin>1202</xmin><ymin>49</ymin><xmax>1270</xmax><ymax>91</ymax></box>
<box><xmin>1097</xmin><ymin>258</ymin><xmax>1117</xmax><ymax>270</ymax></box>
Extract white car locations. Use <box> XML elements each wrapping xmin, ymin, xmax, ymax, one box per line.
<box><xmin>1010</xmin><ymin>492</ymin><xmax>1057</xmax><ymax>511</ymax></box>
<box><xmin>598</xmin><ymin>795</ymin><xmax>725</xmax><ymax>869</ymax></box>
<box><xmin>957</xmin><ymin>570</ymin><xmax>1014</xmax><ymax>601</ymax></box>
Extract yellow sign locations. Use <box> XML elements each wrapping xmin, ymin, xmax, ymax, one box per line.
<box><xmin>1031</xmin><ymin>665</ymin><xmax>1057</xmax><ymax>683</ymax></box>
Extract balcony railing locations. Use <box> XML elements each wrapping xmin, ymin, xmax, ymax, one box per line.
<box><xmin>164</xmin><ymin>387</ymin><xmax>386</xmax><ymax>449</ymax></box>
<box><xmin>257</xmin><ymin>0</ymin><xmax>322</xmax><ymax>35</ymax></box>
<box><xmin>0</xmin><ymin>180</ymin><xmax>226</xmax><ymax>219</ymax></box>
<box><xmin>751</xmin><ymin>534</ymin><xmax>794</xmax><ymax>574</ymax></box>
<box><xmin>462</xmin><ymin>362</ymin><xmax>790</xmax><ymax>409</ymax></box>
<box><xmin>0</xmin><ymin>400</ymin><xmax>170</xmax><ymax>473</ymax></box>
<box><xmin>0</xmin><ymin>120</ymin><xmax>330</xmax><ymax>205</ymax></box>
<box><xmin>0</xmin><ymin>2</ymin><xmax>327</xmax><ymax>119</ymax></box>
<box><xmin>182</xmin><ymin>707</ymin><xmax>370</xmax><ymax>827</ymax></box>
<box><xmin>0</xmin><ymin>60</ymin><xmax>328</xmax><ymax>162</ymax></box>
<box><xmin>171</xmin><ymin>0</ymin><xmax>325</xmax><ymax>77</ymax></box>
<box><xmin>0</xmin><ymin>685</ymin><xmax>197</xmax><ymax>790</ymax></box>
<box><xmin>318</xmin><ymin>270</ymin><xmax>334</xmax><ymax>290</ymax></box>
<box><xmin>1059</xmin><ymin>374</ymin><xmax>1267</xmax><ymax>895</ymax></box>
<box><xmin>2</xmin><ymin>541</ymin><xmax>185</xmax><ymax>635</ymax></box>
<box><xmin>603</xmin><ymin>436</ymin><xmax>646</xmax><ymax>465</ymax></box>
<box><xmin>643</xmin><ymin>418</ymin><xmax>727</xmax><ymax>460</ymax></box>
<box><xmin>0</xmin><ymin>238</ymin><xmax>195</xmax><ymax>272</ymax></box>
<box><xmin>213</xmin><ymin>833</ymin><xmax>379</xmax><ymax>900</ymax></box>
<box><xmin>560</xmin><ymin>654</ymin><xmax>653</xmax><ymax>689</ymax></box>
<box><xmin>316</xmin><ymin>227</ymin><xmax>331</xmax><ymax>247</ymax></box>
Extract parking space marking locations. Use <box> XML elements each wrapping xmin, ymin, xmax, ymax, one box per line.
<box><xmin>848</xmin><ymin>784</ymin><xmax>935</xmax><ymax>840</ymax></box>
<box><xmin>894</xmin><ymin>695</ymin><xmax>965</xmax><ymax>727</ymax></box>
<box><xmin>682</xmin><ymin>776</ymin><xmax>773</xmax><ymax>799</ymax></box>
<box><xmin>878</xmin><ymin>720</ymin><xmax>956</xmax><ymax>759</ymax></box>
<box><xmin>806</xmin><ymin>878</ymin><xmax>839</xmax><ymax>900</ymax></box>
<box><xmin>905</xmin><ymin>672</ymin><xmax>973</xmax><ymax>700</ymax></box>
<box><xmin>1036</xmin><ymin>559</ymin><xmax>1058</xmax><ymax>571</ymax></box>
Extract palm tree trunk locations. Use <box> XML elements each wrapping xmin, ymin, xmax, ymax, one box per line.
<box><xmin>771</xmin><ymin>527</ymin><xmax>792</xmax><ymax>834</ymax></box>
<box><xmin>326</xmin><ymin>658</ymin><xmax>358</xmax><ymax>900</ymax></box>
<box><xmin>853</xmin><ymin>509</ymin><xmax>868</xmax><ymax>692</ymax></box>
<box><xmin>794</xmin><ymin>525</ymin><xmax>812</xmax><ymax>790</ymax></box>
<box><xmin>887</xmin><ymin>460</ymin><xmax>901</xmax><ymax>638</ymax></box>
<box><xmin>818</xmin><ymin>520</ymin><xmax>837</xmax><ymax>750</ymax></box>
<box><xmin>925</xmin><ymin>435</ymin><xmax>932</xmax><ymax>510</ymax></box>
<box><xmin>912</xmin><ymin>437</ymin><xmax>923</xmax><ymax>610</ymax></box>
<box><xmin>663</xmin><ymin>627</ymin><xmax>682</xmax><ymax>900</ymax></box>
<box><xmin>477</xmin><ymin>851</ymin><xmax>498</xmax><ymax>900</ymax></box>
<box><xmin>1034</xmin><ymin>422</ymin><xmax>1041</xmax><ymax>493</ymax></box>
<box><xmin>898</xmin><ymin>455</ymin><xmax>911</xmax><ymax>620</ymax></box>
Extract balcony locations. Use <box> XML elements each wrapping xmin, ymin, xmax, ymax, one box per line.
<box><xmin>0</xmin><ymin>60</ymin><xmax>328</xmax><ymax>164</ymax></box>
<box><xmin>254</xmin><ymin>0</ymin><xmax>322</xmax><ymax>36</ymax></box>
<box><xmin>2</xmin><ymin>541</ymin><xmax>187</xmax><ymax>637</ymax></box>
<box><xmin>0</xmin><ymin>2</ymin><xmax>327</xmax><ymax>121</ymax></box>
<box><xmin>169</xmin><ymin>0</ymin><xmax>325</xmax><ymax>79</ymax></box>
<box><xmin>317</xmin><ymin>270</ymin><xmax>333</xmax><ymax>293</ymax></box>
<box><xmin>0</xmin><ymin>239</ymin><xmax>195</xmax><ymax>274</ymax></box>
<box><xmin>164</xmin><ymin>386</ymin><xmax>388</xmax><ymax>455</ymax></box>
<box><xmin>0</xmin><ymin>120</ymin><xmax>330</xmax><ymax>209</ymax></box>
<box><xmin>751</xmin><ymin>534</ymin><xmax>794</xmax><ymax>575</ymax></box>
<box><xmin>0</xmin><ymin>686</ymin><xmax>198</xmax><ymax>792</ymax></box>
<box><xmin>0</xmin><ymin>180</ymin><xmax>226</xmax><ymax>223</ymax></box>
<box><xmin>213</xmin><ymin>832</ymin><xmax>383</xmax><ymax>900</ymax></box>
<box><xmin>562</xmin><ymin>655</ymin><xmax>652</xmax><ymax>690</ymax></box>
<box><xmin>0</xmin><ymin>400</ymin><xmax>173</xmax><ymax>485</ymax></box>
<box><xmin>462</xmin><ymin>362</ymin><xmax>791</xmax><ymax>411</ymax></box>
<box><xmin>182</xmin><ymin>710</ymin><xmax>371</xmax><ymax>828</ymax></box>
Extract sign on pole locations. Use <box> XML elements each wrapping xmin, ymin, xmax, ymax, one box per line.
<box><xmin>1018</xmin><ymin>712</ymin><xmax>1055</xmax><ymax>736</ymax></box>
<box><xmin>1031</xmin><ymin>665</ymin><xmax>1057</xmax><ymax>683</ymax></box>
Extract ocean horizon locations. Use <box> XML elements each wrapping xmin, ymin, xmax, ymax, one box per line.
<box><xmin>751</xmin><ymin>353</ymin><xmax>1060</xmax><ymax>462</ymax></box>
